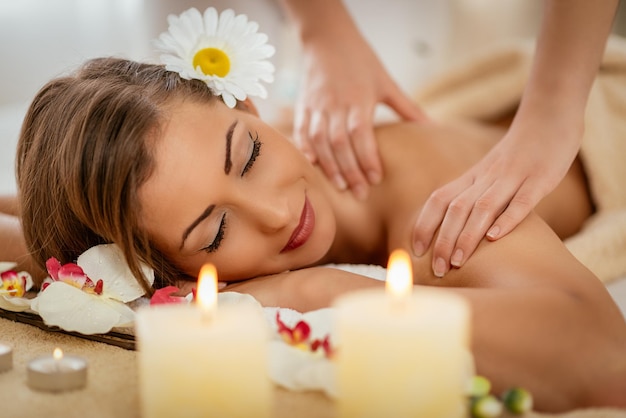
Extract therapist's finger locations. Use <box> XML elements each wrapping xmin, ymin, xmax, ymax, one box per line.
<box><xmin>449</xmin><ymin>181</ymin><xmax>514</xmax><ymax>268</ymax></box>
<box><xmin>293</xmin><ymin>106</ymin><xmax>316</xmax><ymax>163</ymax></box>
<box><xmin>430</xmin><ymin>184</ymin><xmax>487</xmax><ymax>277</ymax></box>
<box><xmin>487</xmin><ymin>180</ymin><xmax>544</xmax><ymax>241</ymax></box>
<box><xmin>384</xmin><ymin>80</ymin><xmax>430</xmax><ymax>123</ymax></box>
<box><xmin>348</xmin><ymin>105</ymin><xmax>382</xmax><ymax>186</ymax></box>
<box><xmin>309</xmin><ymin>111</ymin><xmax>347</xmax><ymax>191</ymax></box>
<box><xmin>412</xmin><ymin>176</ymin><xmax>471</xmax><ymax>258</ymax></box>
<box><xmin>328</xmin><ymin>110</ymin><xmax>369</xmax><ymax>199</ymax></box>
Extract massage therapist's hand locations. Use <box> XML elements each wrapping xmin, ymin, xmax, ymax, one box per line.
<box><xmin>412</xmin><ymin>113</ymin><xmax>583</xmax><ymax>278</ymax></box>
<box><xmin>411</xmin><ymin>0</ymin><xmax>617</xmax><ymax>277</ymax></box>
<box><xmin>294</xmin><ymin>32</ymin><xmax>428</xmax><ymax>200</ymax></box>
<box><xmin>281</xmin><ymin>0</ymin><xmax>428</xmax><ymax>200</ymax></box>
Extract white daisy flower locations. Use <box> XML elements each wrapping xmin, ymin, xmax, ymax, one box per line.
<box><xmin>154</xmin><ymin>7</ymin><xmax>275</xmax><ymax>108</ymax></box>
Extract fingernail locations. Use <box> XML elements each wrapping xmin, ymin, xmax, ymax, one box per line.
<box><xmin>451</xmin><ymin>249</ymin><xmax>463</xmax><ymax>267</ymax></box>
<box><xmin>487</xmin><ymin>225</ymin><xmax>500</xmax><ymax>240</ymax></box>
<box><xmin>433</xmin><ymin>257</ymin><xmax>447</xmax><ymax>278</ymax></box>
<box><xmin>367</xmin><ymin>170</ymin><xmax>382</xmax><ymax>185</ymax></box>
<box><xmin>218</xmin><ymin>281</ymin><xmax>227</xmax><ymax>290</ymax></box>
<box><xmin>334</xmin><ymin>175</ymin><xmax>348</xmax><ymax>190</ymax></box>
<box><xmin>413</xmin><ymin>241</ymin><xmax>425</xmax><ymax>257</ymax></box>
<box><xmin>352</xmin><ymin>184</ymin><xmax>368</xmax><ymax>201</ymax></box>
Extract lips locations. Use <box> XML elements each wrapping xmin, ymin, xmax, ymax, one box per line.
<box><xmin>281</xmin><ymin>196</ymin><xmax>315</xmax><ymax>253</ymax></box>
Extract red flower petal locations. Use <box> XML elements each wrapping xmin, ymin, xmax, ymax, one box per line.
<box><xmin>45</xmin><ymin>257</ymin><xmax>62</xmax><ymax>280</ymax></box>
<box><xmin>276</xmin><ymin>312</ymin><xmax>311</xmax><ymax>344</ymax></box>
<box><xmin>292</xmin><ymin>321</ymin><xmax>311</xmax><ymax>344</ymax></box>
<box><xmin>150</xmin><ymin>286</ymin><xmax>187</xmax><ymax>305</ymax></box>
<box><xmin>58</xmin><ymin>263</ymin><xmax>86</xmax><ymax>278</ymax></box>
<box><xmin>94</xmin><ymin>279</ymin><xmax>104</xmax><ymax>295</ymax></box>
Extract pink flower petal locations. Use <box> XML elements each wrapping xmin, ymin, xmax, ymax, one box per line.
<box><xmin>276</xmin><ymin>311</ymin><xmax>311</xmax><ymax>345</ymax></box>
<box><xmin>150</xmin><ymin>286</ymin><xmax>187</xmax><ymax>305</ymax></box>
<box><xmin>45</xmin><ymin>257</ymin><xmax>62</xmax><ymax>280</ymax></box>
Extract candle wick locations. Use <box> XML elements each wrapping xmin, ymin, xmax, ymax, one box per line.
<box><xmin>201</xmin><ymin>308</ymin><xmax>215</xmax><ymax>324</ymax></box>
<box><xmin>389</xmin><ymin>294</ymin><xmax>410</xmax><ymax>315</ymax></box>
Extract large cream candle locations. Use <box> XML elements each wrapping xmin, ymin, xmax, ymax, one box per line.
<box><xmin>334</xmin><ymin>249</ymin><xmax>471</xmax><ymax>418</ymax></box>
<box><xmin>136</xmin><ymin>264</ymin><xmax>271</xmax><ymax>418</ymax></box>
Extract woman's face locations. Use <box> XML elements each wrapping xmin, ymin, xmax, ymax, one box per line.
<box><xmin>139</xmin><ymin>99</ymin><xmax>336</xmax><ymax>281</ymax></box>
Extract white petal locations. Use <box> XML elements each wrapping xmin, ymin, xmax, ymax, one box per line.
<box><xmin>0</xmin><ymin>262</ymin><xmax>17</xmax><ymax>273</ymax></box>
<box><xmin>217</xmin><ymin>9</ymin><xmax>236</xmax><ymax>39</ymax></box>
<box><xmin>268</xmin><ymin>341</ymin><xmax>337</xmax><ymax>397</ymax></box>
<box><xmin>0</xmin><ymin>294</ymin><xmax>32</xmax><ymax>312</ymax></box>
<box><xmin>104</xmin><ymin>298</ymin><xmax>136</xmax><ymax>327</ymax></box>
<box><xmin>203</xmin><ymin>7</ymin><xmax>219</xmax><ymax>37</ymax></box>
<box><xmin>221</xmin><ymin>92</ymin><xmax>237</xmax><ymax>108</ymax></box>
<box><xmin>77</xmin><ymin>244</ymin><xmax>154</xmax><ymax>303</ymax></box>
<box><xmin>18</xmin><ymin>271</ymin><xmax>34</xmax><ymax>291</ymax></box>
<box><xmin>31</xmin><ymin>282</ymin><xmax>128</xmax><ymax>335</ymax></box>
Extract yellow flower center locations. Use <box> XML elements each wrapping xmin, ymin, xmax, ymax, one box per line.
<box><xmin>192</xmin><ymin>48</ymin><xmax>230</xmax><ymax>77</ymax></box>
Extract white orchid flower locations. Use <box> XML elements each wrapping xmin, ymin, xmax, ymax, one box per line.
<box><xmin>0</xmin><ymin>262</ymin><xmax>34</xmax><ymax>312</ymax></box>
<box><xmin>30</xmin><ymin>244</ymin><xmax>154</xmax><ymax>335</ymax></box>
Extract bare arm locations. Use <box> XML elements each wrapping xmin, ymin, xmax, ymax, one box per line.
<box><xmin>413</xmin><ymin>0</ymin><xmax>619</xmax><ymax>275</ymax></box>
<box><xmin>0</xmin><ymin>194</ymin><xmax>18</xmax><ymax>216</ymax></box>
<box><xmin>0</xmin><ymin>194</ymin><xmax>46</xmax><ymax>283</ymax></box>
<box><xmin>228</xmin><ymin>213</ymin><xmax>626</xmax><ymax>411</ymax></box>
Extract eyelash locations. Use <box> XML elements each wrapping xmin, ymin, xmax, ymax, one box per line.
<box><xmin>242</xmin><ymin>131</ymin><xmax>262</xmax><ymax>176</ymax></box>
<box><xmin>201</xmin><ymin>132</ymin><xmax>262</xmax><ymax>253</ymax></box>
<box><xmin>201</xmin><ymin>215</ymin><xmax>226</xmax><ymax>253</ymax></box>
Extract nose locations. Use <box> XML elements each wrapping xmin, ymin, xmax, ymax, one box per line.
<box><xmin>241</xmin><ymin>191</ymin><xmax>291</xmax><ymax>233</ymax></box>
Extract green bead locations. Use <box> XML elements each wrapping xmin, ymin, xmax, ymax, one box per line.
<box><xmin>470</xmin><ymin>395</ymin><xmax>503</xmax><ymax>418</ymax></box>
<box><xmin>502</xmin><ymin>387</ymin><xmax>533</xmax><ymax>414</ymax></box>
<box><xmin>468</xmin><ymin>375</ymin><xmax>492</xmax><ymax>397</ymax></box>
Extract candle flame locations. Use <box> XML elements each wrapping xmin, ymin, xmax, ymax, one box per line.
<box><xmin>197</xmin><ymin>264</ymin><xmax>218</xmax><ymax>315</ymax></box>
<box><xmin>386</xmin><ymin>249</ymin><xmax>413</xmax><ymax>299</ymax></box>
<box><xmin>53</xmin><ymin>347</ymin><xmax>63</xmax><ymax>361</ymax></box>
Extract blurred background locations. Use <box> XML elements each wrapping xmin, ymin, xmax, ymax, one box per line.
<box><xmin>1</xmin><ymin>0</ymin><xmax>625</xmax><ymax>195</ymax></box>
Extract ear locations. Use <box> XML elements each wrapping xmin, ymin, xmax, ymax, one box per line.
<box><xmin>235</xmin><ymin>98</ymin><xmax>259</xmax><ymax>117</ymax></box>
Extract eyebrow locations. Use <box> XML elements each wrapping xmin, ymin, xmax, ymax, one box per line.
<box><xmin>180</xmin><ymin>204</ymin><xmax>215</xmax><ymax>250</ymax></box>
<box><xmin>224</xmin><ymin>120</ymin><xmax>237</xmax><ymax>174</ymax></box>
<box><xmin>179</xmin><ymin>120</ymin><xmax>237</xmax><ymax>250</ymax></box>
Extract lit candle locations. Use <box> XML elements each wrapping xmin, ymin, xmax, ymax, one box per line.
<box><xmin>136</xmin><ymin>263</ymin><xmax>271</xmax><ymax>418</ymax></box>
<box><xmin>334</xmin><ymin>249</ymin><xmax>471</xmax><ymax>418</ymax></box>
<box><xmin>27</xmin><ymin>348</ymin><xmax>88</xmax><ymax>392</ymax></box>
<box><xmin>0</xmin><ymin>344</ymin><xmax>12</xmax><ymax>373</ymax></box>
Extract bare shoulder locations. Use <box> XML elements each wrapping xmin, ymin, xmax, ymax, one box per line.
<box><xmin>410</xmin><ymin>212</ymin><xmax>602</xmax><ymax>296</ymax></box>
<box><xmin>375</xmin><ymin>120</ymin><xmax>504</xmax><ymax>178</ymax></box>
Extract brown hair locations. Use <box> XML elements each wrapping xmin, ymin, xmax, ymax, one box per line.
<box><xmin>16</xmin><ymin>57</ymin><xmax>217</xmax><ymax>293</ymax></box>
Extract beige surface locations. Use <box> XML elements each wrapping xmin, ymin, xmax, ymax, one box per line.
<box><xmin>0</xmin><ymin>317</ymin><xmax>625</xmax><ymax>418</ymax></box>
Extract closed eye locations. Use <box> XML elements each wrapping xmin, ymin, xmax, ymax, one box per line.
<box><xmin>242</xmin><ymin>131</ymin><xmax>262</xmax><ymax>176</ymax></box>
<box><xmin>201</xmin><ymin>214</ymin><xmax>226</xmax><ymax>253</ymax></box>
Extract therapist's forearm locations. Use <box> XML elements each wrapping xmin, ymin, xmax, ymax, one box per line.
<box><xmin>279</xmin><ymin>0</ymin><xmax>360</xmax><ymax>43</ymax></box>
<box><xmin>518</xmin><ymin>0</ymin><xmax>618</xmax><ymax>120</ymax></box>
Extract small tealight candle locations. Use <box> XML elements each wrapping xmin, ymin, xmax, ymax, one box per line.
<box><xmin>0</xmin><ymin>344</ymin><xmax>12</xmax><ymax>373</ymax></box>
<box><xmin>136</xmin><ymin>263</ymin><xmax>271</xmax><ymax>418</ymax></box>
<box><xmin>334</xmin><ymin>249</ymin><xmax>471</xmax><ymax>418</ymax></box>
<box><xmin>27</xmin><ymin>348</ymin><xmax>88</xmax><ymax>392</ymax></box>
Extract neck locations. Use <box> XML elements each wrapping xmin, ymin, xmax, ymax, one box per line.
<box><xmin>313</xmin><ymin>169</ymin><xmax>387</xmax><ymax>267</ymax></box>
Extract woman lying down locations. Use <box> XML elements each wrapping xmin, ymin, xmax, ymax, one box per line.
<box><xmin>16</xmin><ymin>58</ymin><xmax>626</xmax><ymax>412</ymax></box>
